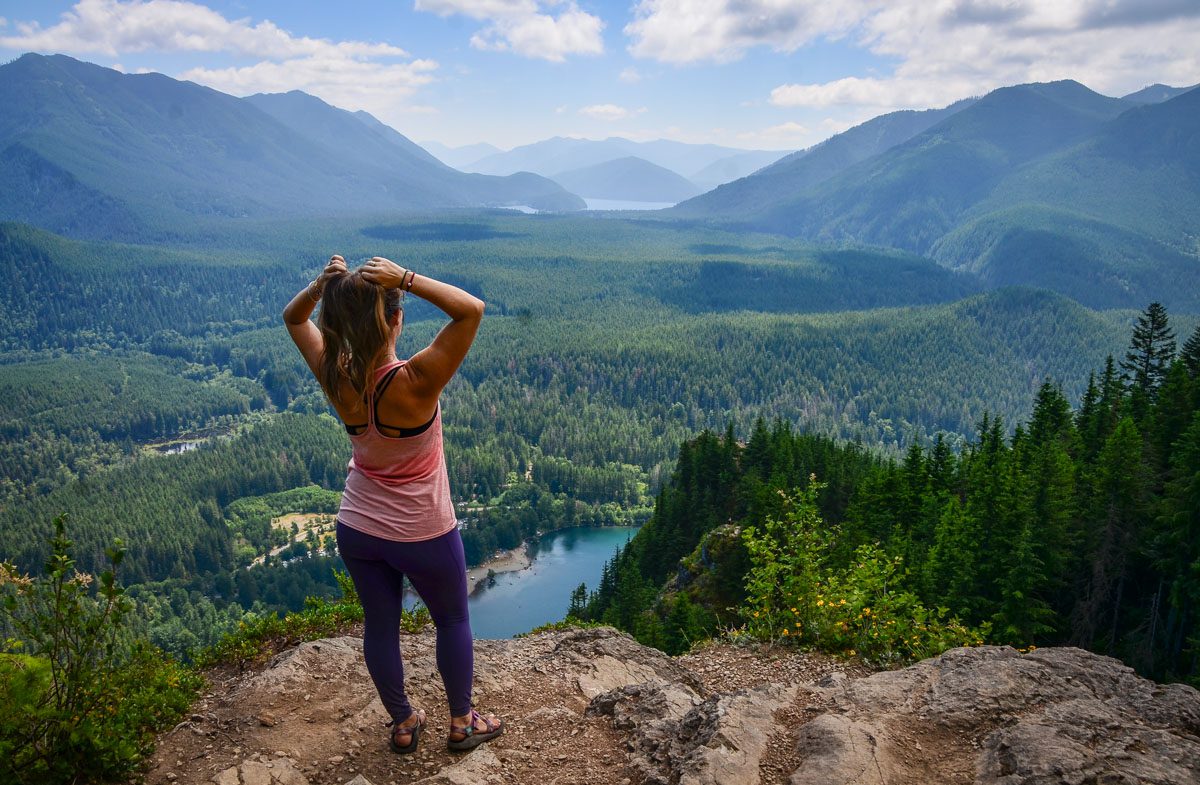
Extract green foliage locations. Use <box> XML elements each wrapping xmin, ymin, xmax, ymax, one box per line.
<box><xmin>740</xmin><ymin>484</ymin><xmax>985</xmax><ymax>666</ymax></box>
<box><xmin>0</xmin><ymin>516</ymin><xmax>201</xmax><ymax>785</ymax></box>
<box><xmin>517</xmin><ymin>616</ymin><xmax>604</xmax><ymax>637</ymax></box>
<box><xmin>192</xmin><ymin>569</ymin><xmax>430</xmax><ymax>668</ymax></box>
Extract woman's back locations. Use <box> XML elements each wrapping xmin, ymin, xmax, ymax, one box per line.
<box><xmin>340</xmin><ymin>360</ymin><xmax>457</xmax><ymax>542</ymax></box>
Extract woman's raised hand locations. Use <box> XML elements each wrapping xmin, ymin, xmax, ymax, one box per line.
<box><xmin>360</xmin><ymin>256</ymin><xmax>408</xmax><ymax>289</ymax></box>
<box><xmin>320</xmin><ymin>254</ymin><xmax>348</xmax><ymax>284</ymax></box>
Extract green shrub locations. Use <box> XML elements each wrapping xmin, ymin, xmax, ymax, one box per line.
<box><xmin>0</xmin><ymin>515</ymin><xmax>201</xmax><ymax>784</ymax></box>
<box><xmin>193</xmin><ymin>569</ymin><xmax>432</xmax><ymax>668</ymax></box>
<box><xmin>518</xmin><ymin>616</ymin><xmax>604</xmax><ymax>637</ymax></box>
<box><xmin>740</xmin><ymin>481</ymin><xmax>987</xmax><ymax>667</ymax></box>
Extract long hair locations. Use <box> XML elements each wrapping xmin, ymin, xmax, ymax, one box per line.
<box><xmin>316</xmin><ymin>270</ymin><xmax>403</xmax><ymax>405</ymax></box>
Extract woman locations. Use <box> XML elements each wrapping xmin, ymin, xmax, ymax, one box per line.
<box><xmin>283</xmin><ymin>254</ymin><xmax>501</xmax><ymax>754</ymax></box>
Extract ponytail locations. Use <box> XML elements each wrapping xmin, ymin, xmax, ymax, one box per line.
<box><xmin>316</xmin><ymin>270</ymin><xmax>403</xmax><ymax>405</ymax></box>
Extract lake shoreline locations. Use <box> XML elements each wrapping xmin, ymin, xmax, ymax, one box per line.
<box><xmin>466</xmin><ymin>542</ymin><xmax>531</xmax><ymax>594</ymax></box>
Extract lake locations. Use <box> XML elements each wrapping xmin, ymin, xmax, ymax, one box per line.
<box><xmin>583</xmin><ymin>198</ymin><xmax>676</xmax><ymax>211</ymax></box>
<box><xmin>405</xmin><ymin>526</ymin><xmax>638</xmax><ymax>639</ymax></box>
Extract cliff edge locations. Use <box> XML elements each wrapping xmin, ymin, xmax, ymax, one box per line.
<box><xmin>143</xmin><ymin>628</ymin><xmax>1200</xmax><ymax>785</ymax></box>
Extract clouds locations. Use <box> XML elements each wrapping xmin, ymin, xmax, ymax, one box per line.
<box><xmin>629</xmin><ymin>0</ymin><xmax>1200</xmax><ymax>115</ymax></box>
<box><xmin>0</xmin><ymin>0</ymin><xmax>406</xmax><ymax>59</ymax></box>
<box><xmin>0</xmin><ymin>0</ymin><xmax>437</xmax><ymax>121</ymax></box>
<box><xmin>578</xmin><ymin>103</ymin><xmax>646</xmax><ymax>121</ymax></box>
<box><xmin>625</xmin><ymin>0</ymin><xmax>866</xmax><ymax>64</ymax></box>
<box><xmin>414</xmin><ymin>0</ymin><xmax>603</xmax><ymax>62</ymax></box>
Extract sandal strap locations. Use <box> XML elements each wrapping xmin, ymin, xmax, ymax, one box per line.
<box><xmin>450</xmin><ymin>709</ymin><xmax>498</xmax><ymax>736</ymax></box>
<box><xmin>387</xmin><ymin>709</ymin><xmax>424</xmax><ymax>730</ymax></box>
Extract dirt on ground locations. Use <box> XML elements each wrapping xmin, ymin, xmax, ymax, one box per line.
<box><xmin>139</xmin><ymin>629</ymin><xmax>1200</xmax><ymax>785</ymax></box>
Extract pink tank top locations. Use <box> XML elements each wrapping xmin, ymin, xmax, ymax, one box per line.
<box><xmin>337</xmin><ymin>360</ymin><xmax>457</xmax><ymax>542</ymax></box>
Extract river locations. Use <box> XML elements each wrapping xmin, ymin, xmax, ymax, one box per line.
<box><xmin>404</xmin><ymin>526</ymin><xmax>638</xmax><ymax>639</ymax></box>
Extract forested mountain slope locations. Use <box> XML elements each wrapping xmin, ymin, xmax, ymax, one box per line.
<box><xmin>0</xmin><ymin>54</ymin><xmax>582</xmax><ymax>241</ymax></box>
<box><xmin>672</xmin><ymin>98</ymin><xmax>975</xmax><ymax>218</ymax></box>
<box><xmin>669</xmin><ymin>81</ymin><xmax>1200</xmax><ymax>311</ymax></box>
<box><xmin>581</xmin><ymin>306</ymin><xmax>1200</xmax><ymax>684</ymax></box>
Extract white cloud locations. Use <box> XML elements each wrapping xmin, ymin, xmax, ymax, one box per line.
<box><xmin>0</xmin><ymin>0</ymin><xmax>407</xmax><ymax>59</ymax></box>
<box><xmin>181</xmin><ymin>57</ymin><xmax>438</xmax><ymax>110</ymax></box>
<box><xmin>736</xmin><ymin>121</ymin><xmax>815</xmax><ymax>148</ymax></box>
<box><xmin>626</xmin><ymin>0</ymin><xmax>866</xmax><ymax>64</ymax></box>
<box><xmin>416</xmin><ymin>0</ymin><xmax>603</xmax><ymax>61</ymax></box>
<box><xmin>627</xmin><ymin>1</ymin><xmax>1200</xmax><ymax>115</ymax></box>
<box><xmin>0</xmin><ymin>0</ymin><xmax>438</xmax><ymax>126</ymax></box>
<box><xmin>578</xmin><ymin>103</ymin><xmax>646</xmax><ymax>121</ymax></box>
<box><xmin>619</xmin><ymin>66</ymin><xmax>641</xmax><ymax>83</ymax></box>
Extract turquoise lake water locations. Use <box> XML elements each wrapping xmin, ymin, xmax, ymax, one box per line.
<box><xmin>403</xmin><ymin>526</ymin><xmax>638</xmax><ymax>639</ymax></box>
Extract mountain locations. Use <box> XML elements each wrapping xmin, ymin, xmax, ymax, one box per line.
<box><xmin>688</xmin><ymin>149</ymin><xmax>792</xmax><ymax>190</ymax></box>
<box><xmin>466</xmin><ymin>136</ymin><xmax>789</xmax><ymax>187</ymax></box>
<box><xmin>668</xmin><ymin>80</ymin><xmax>1200</xmax><ymax>310</ymax></box>
<box><xmin>672</xmin><ymin>98</ymin><xmax>975</xmax><ymax>218</ymax></box>
<box><xmin>1121</xmin><ymin>83</ymin><xmax>1198</xmax><ymax>104</ymax></box>
<box><xmin>550</xmin><ymin>156</ymin><xmax>703</xmax><ymax>203</ymax></box>
<box><xmin>419</xmin><ymin>139</ymin><xmax>503</xmax><ymax>169</ymax></box>
<box><xmin>0</xmin><ymin>54</ymin><xmax>582</xmax><ymax>240</ymax></box>
<box><xmin>758</xmin><ymin>81</ymin><xmax>1132</xmax><ymax>246</ymax></box>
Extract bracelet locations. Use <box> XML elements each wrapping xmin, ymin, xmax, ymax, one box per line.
<box><xmin>307</xmin><ymin>280</ymin><xmax>322</xmax><ymax>303</ymax></box>
<box><xmin>404</xmin><ymin>270</ymin><xmax>416</xmax><ymax>291</ymax></box>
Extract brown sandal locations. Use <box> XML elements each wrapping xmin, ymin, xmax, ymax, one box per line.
<box><xmin>447</xmin><ymin>709</ymin><xmax>503</xmax><ymax>751</ymax></box>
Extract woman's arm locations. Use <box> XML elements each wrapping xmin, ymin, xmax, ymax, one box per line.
<box><xmin>360</xmin><ymin>256</ymin><xmax>484</xmax><ymax>400</ymax></box>
<box><xmin>283</xmin><ymin>255</ymin><xmax>347</xmax><ymax>376</ymax></box>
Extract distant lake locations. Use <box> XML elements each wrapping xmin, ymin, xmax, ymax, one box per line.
<box><xmin>583</xmin><ymin>198</ymin><xmax>675</xmax><ymax>211</ymax></box>
<box><xmin>404</xmin><ymin>526</ymin><xmax>638</xmax><ymax>639</ymax></box>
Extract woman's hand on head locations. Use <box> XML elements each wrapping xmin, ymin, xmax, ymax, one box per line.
<box><xmin>360</xmin><ymin>256</ymin><xmax>407</xmax><ymax>289</ymax></box>
<box><xmin>319</xmin><ymin>255</ymin><xmax>348</xmax><ymax>285</ymax></box>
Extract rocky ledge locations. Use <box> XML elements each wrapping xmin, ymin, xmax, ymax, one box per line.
<box><xmin>143</xmin><ymin>628</ymin><xmax>1199</xmax><ymax>785</ymax></box>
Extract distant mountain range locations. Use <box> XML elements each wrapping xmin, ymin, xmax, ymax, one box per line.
<box><xmin>451</xmin><ymin>136</ymin><xmax>789</xmax><ymax>193</ymax></box>
<box><xmin>0</xmin><ymin>54</ymin><xmax>583</xmax><ymax>240</ymax></box>
<box><xmin>671</xmin><ymin>79</ymin><xmax>1200</xmax><ymax>310</ymax></box>
<box><xmin>420</xmin><ymin>140</ymin><xmax>503</xmax><ymax>169</ymax></box>
<box><xmin>550</xmin><ymin>157</ymin><xmax>704</xmax><ymax>203</ymax></box>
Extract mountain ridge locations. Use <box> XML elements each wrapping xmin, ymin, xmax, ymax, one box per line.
<box><xmin>0</xmin><ymin>53</ymin><xmax>583</xmax><ymax>240</ymax></box>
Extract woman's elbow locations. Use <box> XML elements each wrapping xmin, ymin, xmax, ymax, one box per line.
<box><xmin>469</xmin><ymin>296</ymin><xmax>486</xmax><ymax>319</ymax></box>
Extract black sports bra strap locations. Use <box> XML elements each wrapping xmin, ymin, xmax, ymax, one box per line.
<box><xmin>373</xmin><ymin>365</ymin><xmax>404</xmax><ymax>403</ymax></box>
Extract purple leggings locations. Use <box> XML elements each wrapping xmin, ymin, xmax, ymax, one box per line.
<box><xmin>335</xmin><ymin>521</ymin><xmax>473</xmax><ymax>722</ymax></box>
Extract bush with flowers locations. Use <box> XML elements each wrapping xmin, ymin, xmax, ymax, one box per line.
<box><xmin>740</xmin><ymin>480</ymin><xmax>987</xmax><ymax>666</ymax></box>
<box><xmin>0</xmin><ymin>515</ymin><xmax>201</xmax><ymax>784</ymax></box>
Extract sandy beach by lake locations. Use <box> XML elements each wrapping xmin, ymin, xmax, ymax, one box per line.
<box><xmin>466</xmin><ymin>542</ymin><xmax>531</xmax><ymax>594</ymax></box>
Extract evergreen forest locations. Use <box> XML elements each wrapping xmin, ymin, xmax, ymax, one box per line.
<box><xmin>0</xmin><ymin>210</ymin><xmax>1197</xmax><ymax>677</ymax></box>
<box><xmin>579</xmin><ymin>305</ymin><xmax>1200</xmax><ymax>684</ymax></box>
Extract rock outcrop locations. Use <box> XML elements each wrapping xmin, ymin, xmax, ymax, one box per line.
<box><xmin>143</xmin><ymin>628</ymin><xmax>1200</xmax><ymax>785</ymax></box>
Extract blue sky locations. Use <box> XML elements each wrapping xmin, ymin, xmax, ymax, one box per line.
<box><xmin>2</xmin><ymin>1</ymin><xmax>1198</xmax><ymax>151</ymax></box>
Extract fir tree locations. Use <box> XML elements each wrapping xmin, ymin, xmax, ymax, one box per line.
<box><xmin>1120</xmin><ymin>302</ymin><xmax>1176</xmax><ymax>406</ymax></box>
<box><xmin>1181</xmin><ymin>325</ymin><xmax>1200</xmax><ymax>379</ymax></box>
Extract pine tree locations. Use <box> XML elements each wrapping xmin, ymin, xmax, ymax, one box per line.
<box><xmin>1156</xmin><ymin>413</ymin><xmax>1200</xmax><ymax>679</ymax></box>
<box><xmin>1181</xmin><ymin>325</ymin><xmax>1200</xmax><ymax>378</ymax></box>
<box><xmin>566</xmin><ymin>582</ymin><xmax>588</xmax><ymax>619</ymax></box>
<box><xmin>1121</xmin><ymin>302</ymin><xmax>1176</xmax><ymax>408</ymax></box>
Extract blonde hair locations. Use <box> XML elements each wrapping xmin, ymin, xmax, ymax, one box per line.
<box><xmin>316</xmin><ymin>270</ymin><xmax>403</xmax><ymax>405</ymax></box>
